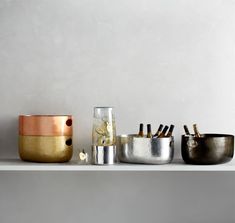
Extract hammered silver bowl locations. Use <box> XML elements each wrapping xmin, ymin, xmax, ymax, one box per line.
<box><xmin>117</xmin><ymin>134</ymin><xmax>174</xmax><ymax>164</ymax></box>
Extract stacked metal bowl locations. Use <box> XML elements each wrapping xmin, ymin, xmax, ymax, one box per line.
<box><xmin>19</xmin><ymin>115</ymin><xmax>73</xmax><ymax>162</ymax></box>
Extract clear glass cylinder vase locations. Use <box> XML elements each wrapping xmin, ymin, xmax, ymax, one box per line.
<box><xmin>92</xmin><ymin>107</ymin><xmax>116</xmax><ymax>146</ymax></box>
<box><xmin>92</xmin><ymin>107</ymin><xmax>117</xmax><ymax>165</ymax></box>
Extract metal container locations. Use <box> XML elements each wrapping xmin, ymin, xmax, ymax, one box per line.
<box><xmin>181</xmin><ymin>134</ymin><xmax>234</xmax><ymax>165</ymax></box>
<box><xmin>19</xmin><ymin>115</ymin><xmax>73</xmax><ymax>136</ymax></box>
<box><xmin>19</xmin><ymin>115</ymin><xmax>73</xmax><ymax>163</ymax></box>
<box><xmin>19</xmin><ymin>136</ymin><xmax>73</xmax><ymax>162</ymax></box>
<box><xmin>117</xmin><ymin>135</ymin><xmax>174</xmax><ymax>164</ymax></box>
<box><xmin>92</xmin><ymin>145</ymin><xmax>116</xmax><ymax>165</ymax></box>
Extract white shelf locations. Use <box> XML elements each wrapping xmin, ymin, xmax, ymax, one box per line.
<box><xmin>0</xmin><ymin>159</ymin><xmax>234</xmax><ymax>171</ymax></box>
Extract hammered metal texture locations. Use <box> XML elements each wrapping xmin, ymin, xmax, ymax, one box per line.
<box><xmin>19</xmin><ymin>135</ymin><xmax>73</xmax><ymax>162</ymax></box>
<box><xmin>181</xmin><ymin>134</ymin><xmax>234</xmax><ymax>165</ymax></box>
<box><xmin>117</xmin><ymin>135</ymin><xmax>174</xmax><ymax>164</ymax></box>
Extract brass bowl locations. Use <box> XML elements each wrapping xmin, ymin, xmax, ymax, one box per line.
<box><xmin>19</xmin><ymin>135</ymin><xmax>73</xmax><ymax>162</ymax></box>
<box><xmin>19</xmin><ymin>115</ymin><xmax>73</xmax><ymax>136</ymax></box>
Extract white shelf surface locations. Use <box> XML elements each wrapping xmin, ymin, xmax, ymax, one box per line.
<box><xmin>0</xmin><ymin>159</ymin><xmax>235</xmax><ymax>171</ymax></box>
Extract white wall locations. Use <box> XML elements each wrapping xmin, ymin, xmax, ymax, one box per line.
<box><xmin>0</xmin><ymin>0</ymin><xmax>235</xmax><ymax>222</ymax></box>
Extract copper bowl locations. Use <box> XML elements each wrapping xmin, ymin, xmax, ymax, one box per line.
<box><xmin>19</xmin><ymin>135</ymin><xmax>73</xmax><ymax>162</ymax></box>
<box><xmin>19</xmin><ymin>115</ymin><xmax>73</xmax><ymax>136</ymax></box>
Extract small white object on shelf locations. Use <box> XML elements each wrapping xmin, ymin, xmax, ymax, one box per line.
<box><xmin>0</xmin><ymin>159</ymin><xmax>234</xmax><ymax>171</ymax></box>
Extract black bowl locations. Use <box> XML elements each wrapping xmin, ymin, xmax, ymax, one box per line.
<box><xmin>181</xmin><ymin>134</ymin><xmax>234</xmax><ymax>165</ymax></box>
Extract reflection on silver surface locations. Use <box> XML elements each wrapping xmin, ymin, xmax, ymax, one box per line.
<box><xmin>117</xmin><ymin>135</ymin><xmax>174</xmax><ymax>164</ymax></box>
<box><xmin>92</xmin><ymin>145</ymin><xmax>116</xmax><ymax>165</ymax></box>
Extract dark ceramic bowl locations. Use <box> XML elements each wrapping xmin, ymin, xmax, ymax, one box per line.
<box><xmin>181</xmin><ymin>134</ymin><xmax>234</xmax><ymax>165</ymax></box>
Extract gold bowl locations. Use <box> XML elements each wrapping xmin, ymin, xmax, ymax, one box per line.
<box><xmin>19</xmin><ymin>135</ymin><xmax>73</xmax><ymax>163</ymax></box>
